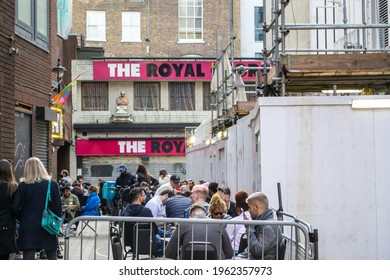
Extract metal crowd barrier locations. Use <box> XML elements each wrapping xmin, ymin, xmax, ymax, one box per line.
<box><xmin>62</xmin><ymin>214</ymin><xmax>318</xmax><ymax>260</ymax></box>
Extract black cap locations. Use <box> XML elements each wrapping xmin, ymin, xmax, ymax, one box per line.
<box><xmin>170</xmin><ymin>174</ymin><xmax>180</xmax><ymax>183</ymax></box>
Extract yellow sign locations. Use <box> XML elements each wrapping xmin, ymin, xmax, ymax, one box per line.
<box><xmin>51</xmin><ymin>107</ymin><xmax>63</xmax><ymax>139</ymax></box>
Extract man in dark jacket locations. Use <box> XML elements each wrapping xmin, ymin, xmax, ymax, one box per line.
<box><xmin>116</xmin><ymin>164</ymin><xmax>136</xmax><ymax>188</ymax></box>
<box><xmin>115</xmin><ymin>164</ymin><xmax>136</xmax><ymax>205</ymax></box>
<box><xmin>122</xmin><ymin>187</ymin><xmax>161</xmax><ymax>257</ymax></box>
<box><xmin>237</xmin><ymin>192</ymin><xmax>281</xmax><ymax>260</ymax></box>
<box><xmin>122</xmin><ymin>187</ymin><xmax>155</xmax><ymax>222</ymax></box>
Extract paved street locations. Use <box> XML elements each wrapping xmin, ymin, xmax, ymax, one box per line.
<box><xmin>61</xmin><ymin>220</ymin><xmax>113</xmax><ymax>260</ymax></box>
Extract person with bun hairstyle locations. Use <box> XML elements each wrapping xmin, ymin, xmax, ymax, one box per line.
<box><xmin>225</xmin><ymin>190</ymin><xmax>252</xmax><ymax>253</ymax></box>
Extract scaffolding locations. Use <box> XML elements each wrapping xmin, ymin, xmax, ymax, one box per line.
<box><xmin>210</xmin><ymin>0</ymin><xmax>390</xmax><ymax>135</ymax></box>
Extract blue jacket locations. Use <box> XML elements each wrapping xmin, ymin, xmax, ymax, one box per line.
<box><xmin>82</xmin><ymin>192</ymin><xmax>101</xmax><ymax>216</ymax></box>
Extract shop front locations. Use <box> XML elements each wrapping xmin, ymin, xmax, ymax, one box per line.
<box><xmin>75</xmin><ymin>137</ymin><xmax>186</xmax><ymax>184</ymax></box>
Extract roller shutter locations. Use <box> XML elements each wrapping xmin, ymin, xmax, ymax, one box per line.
<box><xmin>36</xmin><ymin>120</ymin><xmax>48</xmax><ymax>169</ymax></box>
<box><xmin>80</xmin><ymin>156</ymin><xmax>187</xmax><ymax>185</ymax></box>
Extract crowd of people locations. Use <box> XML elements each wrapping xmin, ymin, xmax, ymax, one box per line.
<box><xmin>0</xmin><ymin>160</ymin><xmax>282</xmax><ymax>260</ymax></box>
<box><xmin>112</xmin><ymin>163</ymin><xmax>282</xmax><ymax>260</ymax></box>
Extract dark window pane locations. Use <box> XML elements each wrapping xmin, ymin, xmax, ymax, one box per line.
<box><xmin>134</xmin><ymin>82</ymin><xmax>160</xmax><ymax>111</ymax></box>
<box><xmin>255</xmin><ymin>29</ymin><xmax>263</xmax><ymax>41</ymax></box>
<box><xmin>254</xmin><ymin>6</ymin><xmax>264</xmax><ymax>42</ymax></box>
<box><xmin>203</xmin><ymin>82</ymin><xmax>212</xmax><ymax>110</ymax></box>
<box><xmin>90</xmin><ymin>165</ymin><xmax>113</xmax><ymax>177</ymax></box>
<box><xmin>169</xmin><ymin>82</ymin><xmax>195</xmax><ymax>111</ymax></box>
<box><xmin>81</xmin><ymin>82</ymin><xmax>109</xmax><ymax>111</ymax></box>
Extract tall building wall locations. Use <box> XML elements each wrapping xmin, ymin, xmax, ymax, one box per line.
<box><xmin>71</xmin><ymin>0</ymin><xmax>240</xmax><ymax>57</ymax></box>
<box><xmin>0</xmin><ymin>0</ymin><xmax>16</xmax><ymax>161</ymax></box>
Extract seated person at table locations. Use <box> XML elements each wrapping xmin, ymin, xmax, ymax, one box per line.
<box><xmin>235</xmin><ymin>192</ymin><xmax>281</xmax><ymax>260</ymax></box>
<box><xmin>165</xmin><ymin>204</ymin><xmax>234</xmax><ymax>260</ymax></box>
<box><xmin>122</xmin><ymin>187</ymin><xmax>162</xmax><ymax>257</ymax></box>
<box><xmin>82</xmin><ymin>185</ymin><xmax>101</xmax><ymax>216</ymax></box>
<box><xmin>61</xmin><ymin>185</ymin><xmax>80</xmax><ymax>223</ymax></box>
<box><xmin>145</xmin><ymin>189</ymin><xmax>173</xmax><ymax>227</ymax></box>
<box><xmin>208</xmin><ymin>193</ymin><xmax>232</xmax><ymax>221</ymax></box>
<box><xmin>71</xmin><ymin>181</ymin><xmax>85</xmax><ymax>202</ymax></box>
<box><xmin>166</xmin><ymin>190</ymin><xmax>192</xmax><ymax>218</ymax></box>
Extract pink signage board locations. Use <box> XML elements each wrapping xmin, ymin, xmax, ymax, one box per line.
<box><xmin>93</xmin><ymin>61</ymin><xmax>264</xmax><ymax>81</ymax></box>
<box><xmin>76</xmin><ymin>138</ymin><xmax>185</xmax><ymax>156</ymax></box>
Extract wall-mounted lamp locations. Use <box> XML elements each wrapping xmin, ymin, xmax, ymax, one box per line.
<box><xmin>51</xmin><ymin>58</ymin><xmax>67</xmax><ymax>93</ymax></box>
<box><xmin>8</xmin><ymin>36</ymin><xmax>19</xmax><ymax>56</ymax></box>
<box><xmin>8</xmin><ymin>47</ymin><xmax>20</xmax><ymax>55</ymax></box>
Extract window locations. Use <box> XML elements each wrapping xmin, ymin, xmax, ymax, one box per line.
<box><xmin>134</xmin><ymin>82</ymin><xmax>160</xmax><ymax>111</ymax></box>
<box><xmin>255</xmin><ymin>52</ymin><xmax>263</xmax><ymax>58</ymax></box>
<box><xmin>254</xmin><ymin>6</ymin><xmax>264</xmax><ymax>42</ymax></box>
<box><xmin>16</xmin><ymin>0</ymin><xmax>49</xmax><ymax>50</ymax></box>
<box><xmin>178</xmin><ymin>0</ymin><xmax>203</xmax><ymax>41</ymax></box>
<box><xmin>169</xmin><ymin>82</ymin><xmax>195</xmax><ymax>110</ymax></box>
<box><xmin>122</xmin><ymin>12</ymin><xmax>141</xmax><ymax>42</ymax></box>
<box><xmin>203</xmin><ymin>82</ymin><xmax>212</xmax><ymax>110</ymax></box>
<box><xmin>81</xmin><ymin>82</ymin><xmax>109</xmax><ymax>111</ymax></box>
<box><xmin>91</xmin><ymin>165</ymin><xmax>113</xmax><ymax>177</ymax></box>
<box><xmin>86</xmin><ymin>11</ymin><xmax>106</xmax><ymax>41</ymax></box>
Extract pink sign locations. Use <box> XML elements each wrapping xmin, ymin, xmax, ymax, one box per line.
<box><xmin>93</xmin><ymin>61</ymin><xmax>264</xmax><ymax>81</ymax></box>
<box><xmin>76</xmin><ymin>138</ymin><xmax>185</xmax><ymax>156</ymax></box>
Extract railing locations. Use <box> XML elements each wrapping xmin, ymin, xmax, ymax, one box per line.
<box><xmin>63</xmin><ymin>214</ymin><xmax>317</xmax><ymax>260</ymax></box>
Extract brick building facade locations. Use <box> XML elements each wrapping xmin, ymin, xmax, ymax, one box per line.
<box><xmin>0</xmin><ymin>0</ymin><xmax>16</xmax><ymax>162</ymax></box>
<box><xmin>68</xmin><ymin>0</ymin><xmax>254</xmax><ymax>183</ymax></box>
<box><xmin>0</xmin><ymin>0</ymin><xmax>75</xmax><ymax>181</ymax></box>
<box><xmin>72</xmin><ymin>0</ymin><xmax>240</xmax><ymax>57</ymax></box>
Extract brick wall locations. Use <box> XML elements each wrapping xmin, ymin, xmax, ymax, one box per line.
<box><xmin>72</xmin><ymin>0</ymin><xmax>240</xmax><ymax>57</ymax></box>
<box><xmin>12</xmin><ymin>0</ymin><xmax>59</xmax><ymax>177</ymax></box>
<box><xmin>0</xmin><ymin>0</ymin><xmax>16</xmax><ymax>161</ymax></box>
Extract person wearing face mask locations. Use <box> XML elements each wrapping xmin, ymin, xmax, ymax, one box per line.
<box><xmin>59</xmin><ymin>170</ymin><xmax>71</xmax><ymax>186</ymax></box>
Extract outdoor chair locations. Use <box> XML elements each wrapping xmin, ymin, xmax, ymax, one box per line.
<box><xmin>183</xmin><ymin>241</ymin><xmax>218</xmax><ymax>260</ymax></box>
<box><xmin>123</xmin><ymin>222</ymin><xmax>158</xmax><ymax>260</ymax></box>
<box><xmin>111</xmin><ymin>235</ymin><xmax>124</xmax><ymax>260</ymax></box>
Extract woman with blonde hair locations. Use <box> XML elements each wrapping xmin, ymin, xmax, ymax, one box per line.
<box><xmin>208</xmin><ymin>193</ymin><xmax>232</xmax><ymax>220</ymax></box>
<box><xmin>0</xmin><ymin>159</ymin><xmax>18</xmax><ymax>260</ymax></box>
<box><xmin>12</xmin><ymin>157</ymin><xmax>62</xmax><ymax>260</ymax></box>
